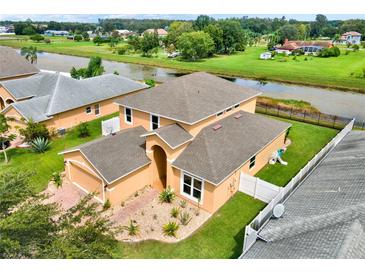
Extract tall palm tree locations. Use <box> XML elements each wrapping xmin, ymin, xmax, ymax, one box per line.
<box><xmin>20</xmin><ymin>46</ymin><xmax>38</xmax><ymax>64</ymax></box>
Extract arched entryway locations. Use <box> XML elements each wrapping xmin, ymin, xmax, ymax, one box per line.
<box><xmin>5</xmin><ymin>99</ymin><xmax>14</xmax><ymax>106</ymax></box>
<box><xmin>0</xmin><ymin>97</ymin><xmax>5</xmax><ymax>110</ymax></box>
<box><xmin>151</xmin><ymin>145</ymin><xmax>167</xmax><ymax>191</ymax></box>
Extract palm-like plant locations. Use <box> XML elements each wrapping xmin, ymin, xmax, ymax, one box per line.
<box><xmin>31</xmin><ymin>137</ymin><xmax>50</xmax><ymax>153</ymax></box>
<box><xmin>162</xmin><ymin>221</ymin><xmax>179</xmax><ymax>237</ymax></box>
<box><xmin>20</xmin><ymin>46</ymin><xmax>38</xmax><ymax>64</ymax></box>
<box><xmin>123</xmin><ymin>220</ymin><xmax>140</xmax><ymax>236</ymax></box>
<box><xmin>159</xmin><ymin>186</ymin><xmax>175</xmax><ymax>203</ymax></box>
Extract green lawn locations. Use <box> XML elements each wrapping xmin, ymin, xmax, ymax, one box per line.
<box><xmin>0</xmin><ymin>113</ymin><xmax>118</xmax><ymax>192</ymax></box>
<box><xmin>256</xmin><ymin>117</ymin><xmax>339</xmax><ymax>187</ymax></box>
<box><xmin>1</xmin><ymin>36</ymin><xmax>365</xmax><ymax>92</ymax></box>
<box><xmin>113</xmin><ymin>192</ymin><xmax>266</xmax><ymax>259</ymax></box>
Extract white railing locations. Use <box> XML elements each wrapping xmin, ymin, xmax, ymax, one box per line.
<box><xmin>240</xmin><ymin>118</ymin><xmax>355</xmax><ymax>257</ymax></box>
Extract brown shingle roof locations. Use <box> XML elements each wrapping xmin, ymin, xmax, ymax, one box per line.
<box><xmin>0</xmin><ymin>46</ymin><xmax>39</xmax><ymax>80</ymax></box>
<box><xmin>172</xmin><ymin>111</ymin><xmax>291</xmax><ymax>185</ymax></box>
<box><xmin>115</xmin><ymin>72</ymin><xmax>261</xmax><ymax>125</ymax></box>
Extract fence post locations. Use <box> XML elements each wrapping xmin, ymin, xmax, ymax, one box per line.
<box><xmin>277</xmin><ymin>105</ymin><xmax>280</xmax><ymax>116</ymax></box>
<box><xmin>265</xmin><ymin>103</ymin><xmax>268</xmax><ymax>114</ymax></box>
<box><xmin>290</xmin><ymin>107</ymin><xmax>293</xmax><ymax>119</ymax></box>
<box><xmin>303</xmin><ymin>110</ymin><xmax>306</xmax><ymax>122</ymax></box>
<box><xmin>333</xmin><ymin>116</ymin><xmax>337</xmax><ymax>128</ymax></box>
<box><xmin>317</xmin><ymin>113</ymin><xmax>321</xmax><ymax>125</ymax></box>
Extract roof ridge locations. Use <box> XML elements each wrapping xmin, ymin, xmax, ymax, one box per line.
<box><xmin>260</xmin><ymin>203</ymin><xmax>365</xmax><ymax>243</ymax></box>
<box><xmin>45</xmin><ymin>72</ymin><xmax>64</xmax><ymax>116</ymax></box>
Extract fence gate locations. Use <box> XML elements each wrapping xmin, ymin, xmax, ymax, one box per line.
<box><xmin>101</xmin><ymin>117</ymin><xmax>120</xmax><ymax>136</ymax></box>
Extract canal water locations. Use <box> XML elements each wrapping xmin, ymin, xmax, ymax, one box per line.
<box><xmin>33</xmin><ymin>51</ymin><xmax>365</xmax><ymax>122</ymax></box>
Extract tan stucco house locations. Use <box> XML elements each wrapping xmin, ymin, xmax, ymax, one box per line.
<box><xmin>0</xmin><ymin>46</ymin><xmax>40</xmax><ymax>109</ymax></box>
<box><xmin>61</xmin><ymin>72</ymin><xmax>291</xmax><ymax>213</ymax></box>
<box><xmin>1</xmin><ymin>72</ymin><xmax>147</xmax><ymax>132</ymax></box>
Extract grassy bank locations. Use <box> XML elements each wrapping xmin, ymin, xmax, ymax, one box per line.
<box><xmin>1</xmin><ymin>36</ymin><xmax>365</xmax><ymax>92</ymax></box>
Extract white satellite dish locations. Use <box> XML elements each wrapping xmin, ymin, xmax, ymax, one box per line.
<box><xmin>273</xmin><ymin>204</ymin><xmax>285</xmax><ymax>218</ymax></box>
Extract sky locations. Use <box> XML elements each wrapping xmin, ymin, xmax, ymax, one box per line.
<box><xmin>1</xmin><ymin>14</ymin><xmax>365</xmax><ymax>23</ymax></box>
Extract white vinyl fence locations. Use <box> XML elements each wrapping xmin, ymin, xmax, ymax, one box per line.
<box><xmin>240</xmin><ymin>118</ymin><xmax>355</xmax><ymax>257</ymax></box>
<box><xmin>239</xmin><ymin>173</ymin><xmax>281</xmax><ymax>203</ymax></box>
<box><xmin>101</xmin><ymin>117</ymin><xmax>120</xmax><ymax>136</ymax></box>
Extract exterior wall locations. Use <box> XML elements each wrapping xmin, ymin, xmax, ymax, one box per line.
<box><xmin>105</xmin><ymin>164</ymin><xmax>150</xmax><ymax>205</ymax></box>
<box><xmin>169</xmin><ymin>130</ymin><xmax>287</xmax><ymax>213</ymax></box>
<box><xmin>119</xmin><ymin>97</ymin><xmax>257</xmax><ymax>137</ymax></box>
<box><xmin>0</xmin><ymin>86</ymin><xmax>16</xmax><ymax>110</ymax></box>
<box><xmin>64</xmin><ymin>151</ymin><xmax>105</xmax><ymax>202</ymax></box>
<box><xmin>2</xmin><ymin>106</ymin><xmax>27</xmax><ymax>132</ymax></box>
<box><xmin>44</xmin><ymin>95</ymin><xmax>125</xmax><ymax>130</ymax></box>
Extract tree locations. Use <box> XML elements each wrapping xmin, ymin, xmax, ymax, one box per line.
<box><xmin>204</xmin><ymin>24</ymin><xmax>224</xmax><ymax>53</ymax></box>
<box><xmin>19</xmin><ymin>119</ymin><xmax>50</xmax><ymax>143</ymax></box>
<box><xmin>22</xmin><ymin>25</ymin><xmax>37</xmax><ymax>35</ymax></box>
<box><xmin>194</xmin><ymin>15</ymin><xmax>215</xmax><ymax>30</ymax></box>
<box><xmin>20</xmin><ymin>46</ymin><xmax>38</xmax><ymax>64</ymax></box>
<box><xmin>0</xmin><ymin>114</ymin><xmax>15</xmax><ymax>164</ymax></box>
<box><xmin>310</xmin><ymin>14</ymin><xmax>328</xmax><ymax>37</ymax></box>
<box><xmin>30</xmin><ymin>34</ymin><xmax>45</xmax><ymax>43</ymax></box>
<box><xmin>177</xmin><ymin>31</ymin><xmax>214</xmax><ymax>60</ymax></box>
<box><xmin>74</xmin><ymin>35</ymin><xmax>83</xmax><ymax>42</ymax></box>
<box><xmin>127</xmin><ymin>35</ymin><xmax>141</xmax><ymax>51</ymax></box>
<box><xmin>70</xmin><ymin>57</ymin><xmax>105</xmax><ymax>79</ymax></box>
<box><xmin>82</xmin><ymin>32</ymin><xmax>89</xmax><ymax>40</ymax></box>
<box><xmin>277</xmin><ymin>24</ymin><xmax>299</xmax><ymax>43</ymax></box>
<box><xmin>93</xmin><ymin>35</ymin><xmax>103</xmax><ymax>46</ymax></box>
<box><xmin>165</xmin><ymin>21</ymin><xmax>193</xmax><ymax>46</ymax></box>
<box><xmin>140</xmin><ymin>32</ymin><xmax>159</xmax><ymax>56</ymax></box>
<box><xmin>217</xmin><ymin>19</ymin><xmax>248</xmax><ymax>54</ymax></box>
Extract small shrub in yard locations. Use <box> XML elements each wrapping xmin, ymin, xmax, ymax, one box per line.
<box><xmin>153</xmin><ymin>214</ymin><xmax>158</xmax><ymax>220</ymax></box>
<box><xmin>145</xmin><ymin>79</ymin><xmax>156</xmax><ymax>88</ymax></box>
<box><xmin>159</xmin><ymin>186</ymin><xmax>175</xmax><ymax>203</ymax></box>
<box><xmin>31</xmin><ymin>137</ymin><xmax>50</xmax><ymax>153</ymax></box>
<box><xmin>123</xmin><ymin>220</ymin><xmax>140</xmax><ymax>236</ymax></box>
<box><xmin>103</xmin><ymin>199</ymin><xmax>111</xmax><ymax>210</ymax></box>
<box><xmin>179</xmin><ymin>200</ymin><xmax>187</xmax><ymax>208</ymax></box>
<box><xmin>52</xmin><ymin>171</ymin><xmax>62</xmax><ymax>188</ymax></box>
<box><xmin>171</xmin><ymin>207</ymin><xmax>180</xmax><ymax>218</ymax></box>
<box><xmin>179</xmin><ymin>212</ymin><xmax>192</xmax><ymax>226</ymax></box>
<box><xmin>163</xmin><ymin>221</ymin><xmax>179</xmax><ymax>237</ymax></box>
<box><xmin>76</xmin><ymin>122</ymin><xmax>90</xmax><ymax>138</ymax></box>
<box><xmin>19</xmin><ymin>119</ymin><xmax>50</xmax><ymax>143</ymax></box>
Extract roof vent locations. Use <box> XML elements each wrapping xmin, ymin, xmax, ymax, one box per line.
<box><xmin>234</xmin><ymin>113</ymin><xmax>242</xmax><ymax>119</ymax></box>
<box><xmin>212</xmin><ymin>124</ymin><xmax>222</xmax><ymax>131</ymax></box>
<box><xmin>273</xmin><ymin>204</ymin><xmax>285</xmax><ymax>219</ymax></box>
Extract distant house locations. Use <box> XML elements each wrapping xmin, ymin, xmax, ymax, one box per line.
<box><xmin>44</xmin><ymin>30</ymin><xmax>70</xmax><ymax>36</ymax></box>
<box><xmin>275</xmin><ymin>39</ymin><xmax>333</xmax><ymax>55</ymax></box>
<box><xmin>1</xmin><ymin>72</ymin><xmax>147</xmax><ymax>131</ymax></box>
<box><xmin>142</xmin><ymin>28</ymin><xmax>168</xmax><ymax>37</ymax></box>
<box><xmin>116</xmin><ymin>29</ymin><xmax>134</xmax><ymax>38</ymax></box>
<box><xmin>260</xmin><ymin>52</ymin><xmax>272</xmax><ymax>60</ymax></box>
<box><xmin>336</xmin><ymin>31</ymin><xmax>362</xmax><ymax>45</ymax></box>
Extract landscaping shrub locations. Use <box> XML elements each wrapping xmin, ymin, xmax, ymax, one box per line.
<box><xmin>76</xmin><ymin>122</ymin><xmax>90</xmax><ymax>138</ymax></box>
<box><xmin>145</xmin><ymin>79</ymin><xmax>156</xmax><ymax>87</ymax></box>
<box><xmin>179</xmin><ymin>200</ymin><xmax>187</xmax><ymax>208</ymax></box>
<box><xmin>52</xmin><ymin>172</ymin><xmax>62</xmax><ymax>188</ymax></box>
<box><xmin>103</xmin><ymin>199</ymin><xmax>111</xmax><ymax>210</ymax></box>
<box><xmin>162</xmin><ymin>221</ymin><xmax>179</xmax><ymax>237</ymax></box>
<box><xmin>345</xmin><ymin>50</ymin><xmax>350</xmax><ymax>55</ymax></box>
<box><xmin>352</xmin><ymin>44</ymin><xmax>360</xmax><ymax>52</ymax></box>
<box><xmin>19</xmin><ymin>119</ymin><xmax>50</xmax><ymax>143</ymax></box>
<box><xmin>117</xmin><ymin>45</ymin><xmax>130</xmax><ymax>55</ymax></box>
<box><xmin>74</xmin><ymin>35</ymin><xmax>83</xmax><ymax>42</ymax></box>
<box><xmin>159</xmin><ymin>187</ymin><xmax>175</xmax><ymax>203</ymax></box>
<box><xmin>179</xmin><ymin>212</ymin><xmax>192</xmax><ymax>226</ymax></box>
<box><xmin>44</xmin><ymin>38</ymin><xmax>51</xmax><ymax>44</ymax></box>
<box><xmin>123</xmin><ymin>220</ymin><xmax>140</xmax><ymax>236</ymax></box>
<box><xmin>170</xmin><ymin>207</ymin><xmax>180</xmax><ymax>218</ymax></box>
<box><xmin>318</xmin><ymin>46</ymin><xmax>341</xmax><ymax>58</ymax></box>
<box><xmin>31</xmin><ymin>137</ymin><xmax>50</xmax><ymax>153</ymax></box>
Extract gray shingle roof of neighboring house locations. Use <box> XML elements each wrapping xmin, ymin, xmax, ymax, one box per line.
<box><xmin>115</xmin><ymin>72</ymin><xmax>261</xmax><ymax>125</ymax></box>
<box><xmin>1</xmin><ymin>72</ymin><xmax>147</xmax><ymax>122</ymax></box>
<box><xmin>61</xmin><ymin>126</ymin><xmax>150</xmax><ymax>184</ymax></box>
<box><xmin>172</xmin><ymin>111</ymin><xmax>291</xmax><ymax>185</ymax></box>
<box><xmin>243</xmin><ymin>131</ymin><xmax>365</xmax><ymax>259</ymax></box>
<box><xmin>141</xmin><ymin>123</ymin><xmax>193</xmax><ymax>149</ymax></box>
<box><xmin>0</xmin><ymin>46</ymin><xmax>39</xmax><ymax>80</ymax></box>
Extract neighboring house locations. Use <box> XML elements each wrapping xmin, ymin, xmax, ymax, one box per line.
<box><xmin>116</xmin><ymin>29</ymin><xmax>135</xmax><ymax>38</ymax></box>
<box><xmin>0</xmin><ymin>72</ymin><xmax>147</xmax><ymax>131</ymax></box>
<box><xmin>336</xmin><ymin>31</ymin><xmax>362</xmax><ymax>45</ymax></box>
<box><xmin>275</xmin><ymin>39</ymin><xmax>333</xmax><ymax>55</ymax></box>
<box><xmin>0</xmin><ymin>46</ymin><xmax>39</xmax><ymax>109</ymax></box>
<box><xmin>44</xmin><ymin>30</ymin><xmax>70</xmax><ymax>36</ymax></box>
<box><xmin>260</xmin><ymin>52</ymin><xmax>272</xmax><ymax>60</ymax></box>
<box><xmin>60</xmin><ymin>72</ymin><xmax>291</xmax><ymax>214</ymax></box>
<box><xmin>142</xmin><ymin>28</ymin><xmax>168</xmax><ymax>37</ymax></box>
<box><xmin>243</xmin><ymin>131</ymin><xmax>365</xmax><ymax>259</ymax></box>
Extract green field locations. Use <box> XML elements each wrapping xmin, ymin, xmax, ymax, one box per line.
<box><xmin>1</xmin><ymin>36</ymin><xmax>365</xmax><ymax>92</ymax></box>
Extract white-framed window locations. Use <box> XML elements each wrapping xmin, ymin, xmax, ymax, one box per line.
<box><xmin>85</xmin><ymin>106</ymin><xmax>91</xmax><ymax>114</ymax></box>
<box><xmin>150</xmin><ymin>114</ymin><xmax>160</xmax><ymax>130</ymax></box>
<box><xmin>249</xmin><ymin>155</ymin><xmax>256</xmax><ymax>170</ymax></box>
<box><xmin>226</xmin><ymin>107</ymin><xmax>232</xmax><ymax>112</ymax></box>
<box><xmin>94</xmin><ymin>104</ymin><xmax>100</xmax><ymax>115</ymax></box>
<box><xmin>234</xmin><ymin>104</ymin><xmax>240</xmax><ymax>108</ymax></box>
<box><xmin>216</xmin><ymin>111</ymin><xmax>224</xmax><ymax>117</ymax></box>
<box><xmin>180</xmin><ymin>172</ymin><xmax>204</xmax><ymax>203</ymax></box>
<box><xmin>124</xmin><ymin>107</ymin><xmax>133</xmax><ymax>125</ymax></box>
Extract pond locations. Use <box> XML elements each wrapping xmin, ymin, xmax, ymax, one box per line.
<box><xmin>32</xmin><ymin>51</ymin><xmax>365</xmax><ymax>123</ymax></box>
